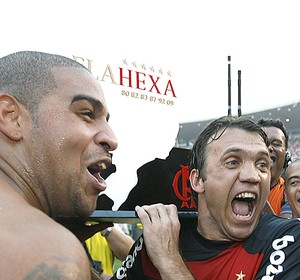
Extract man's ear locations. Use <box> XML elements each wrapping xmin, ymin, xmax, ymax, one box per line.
<box><xmin>190</xmin><ymin>169</ymin><xmax>205</xmax><ymax>194</ymax></box>
<box><xmin>0</xmin><ymin>93</ymin><xmax>23</xmax><ymax>141</ymax></box>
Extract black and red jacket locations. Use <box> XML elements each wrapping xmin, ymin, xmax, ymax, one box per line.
<box><xmin>112</xmin><ymin>213</ymin><xmax>300</xmax><ymax>280</ymax></box>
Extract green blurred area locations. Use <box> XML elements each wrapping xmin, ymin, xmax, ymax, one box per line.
<box><xmin>113</xmin><ymin>258</ymin><xmax>122</xmax><ymax>273</ymax></box>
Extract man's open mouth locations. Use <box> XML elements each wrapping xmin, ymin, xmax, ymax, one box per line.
<box><xmin>88</xmin><ymin>162</ymin><xmax>107</xmax><ymax>181</ymax></box>
<box><xmin>232</xmin><ymin>192</ymin><xmax>256</xmax><ymax>219</ymax></box>
<box><xmin>270</xmin><ymin>155</ymin><xmax>276</xmax><ymax>165</ymax></box>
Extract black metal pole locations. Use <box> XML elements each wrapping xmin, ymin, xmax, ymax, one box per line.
<box><xmin>238</xmin><ymin>70</ymin><xmax>242</xmax><ymax>117</ymax></box>
<box><xmin>228</xmin><ymin>56</ymin><xmax>231</xmax><ymax>116</ymax></box>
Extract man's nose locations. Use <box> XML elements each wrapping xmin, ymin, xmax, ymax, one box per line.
<box><xmin>239</xmin><ymin>163</ymin><xmax>261</xmax><ymax>184</ymax></box>
<box><xmin>94</xmin><ymin>123</ymin><xmax>118</xmax><ymax>152</ymax></box>
<box><xmin>268</xmin><ymin>145</ymin><xmax>274</xmax><ymax>153</ymax></box>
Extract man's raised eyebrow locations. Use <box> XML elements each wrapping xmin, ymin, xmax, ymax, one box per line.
<box><xmin>71</xmin><ymin>95</ymin><xmax>110</xmax><ymax>121</ymax></box>
<box><xmin>287</xmin><ymin>175</ymin><xmax>300</xmax><ymax>184</ymax></box>
<box><xmin>223</xmin><ymin>148</ymin><xmax>270</xmax><ymax>158</ymax></box>
<box><xmin>71</xmin><ymin>94</ymin><xmax>104</xmax><ymax>110</ymax></box>
<box><xmin>223</xmin><ymin>148</ymin><xmax>242</xmax><ymax>154</ymax></box>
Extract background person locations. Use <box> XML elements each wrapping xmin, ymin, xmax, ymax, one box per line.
<box><xmin>283</xmin><ymin>158</ymin><xmax>300</xmax><ymax>218</ymax></box>
<box><xmin>85</xmin><ymin>225</ymin><xmax>134</xmax><ymax>276</ymax></box>
<box><xmin>257</xmin><ymin>118</ymin><xmax>291</xmax><ymax>216</ymax></box>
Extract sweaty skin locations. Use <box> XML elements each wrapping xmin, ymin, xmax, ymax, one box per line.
<box><xmin>0</xmin><ymin>65</ymin><xmax>117</xmax><ymax>279</ymax></box>
<box><xmin>190</xmin><ymin>128</ymin><xmax>271</xmax><ymax>241</ymax></box>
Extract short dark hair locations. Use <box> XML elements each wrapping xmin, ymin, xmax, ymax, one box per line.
<box><xmin>0</xmin><ymin>51</ymin><xmax>89</xmax><ymax>114</ymax></box>
<box><xmin>189</xmin><ymin>116</ymin><xmax>269</xmax><ymax>204</ymax></box>
<box><xmin>283</xmin><ymin>157</ymin><xmax>300</xmax><ymax>182</ymax></box>
<box><xmin>257</xmin><ymin>118</ymin><xmax>289</xmax><ymax>150</ymax></box>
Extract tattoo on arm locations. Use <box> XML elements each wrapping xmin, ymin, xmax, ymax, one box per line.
<box><xmin>23</xmin><ymin>256</ymin><xmax>88</xmax><ymax>280</ymax></box>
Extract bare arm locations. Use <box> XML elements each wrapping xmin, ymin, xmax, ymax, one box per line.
<box><xmin>136</xmin><ymin>204</ymin><xmax>195</xmax><ymax>280</ymax></box>
<box><xmin>102</xmin><ymin>226</ymin><xmax>134</xmax><ymax>260</ymax></box>
<box><xmin>101</xmin><ymin>274</ymin><xmax>113</xmax><ymax>280</ymax></box>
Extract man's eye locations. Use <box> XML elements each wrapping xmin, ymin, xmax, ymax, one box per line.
<box><xmin>257</xmin><ymin>162</ymin><xmax>268</xmax><ymax>171</ymax></box>
<box><xmin>290</xmin><ymin>180</ymin><xmax>300</xmax><ymax>187</ymax></box>
<box><xmin>81</xmin><ymin>110</ymin><xmax>94</xmax><ymax>119</ymax></box>
<box><xmin>225</xmin><ymin>160</ymin><xmax>239</xmax><ymax>167</ymax></box>
<box><xmin>271</xmin><ymin>141</ymin><xmax>283</xmax><ymax>148</ymax></box>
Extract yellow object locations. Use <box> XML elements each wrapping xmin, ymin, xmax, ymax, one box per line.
<box><xmin>85</xmin><ymin>232</ymin><xmax>114</xmax><ymax>275</ymax></box>
<box><xmin>136</xmin><ymin>223</ymin><xmax>143</xmax><ymax>229</ymax></box>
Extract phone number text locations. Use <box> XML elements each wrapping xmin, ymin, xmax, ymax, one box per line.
<box><xmin>121</xmin><ymin>90</ymin><xmax>174</xmax><ymax>106</ymax></box>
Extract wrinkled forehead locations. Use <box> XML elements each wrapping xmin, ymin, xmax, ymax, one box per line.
<box><xmin>262</xmin><ymin>126</ymin><xmax>285</xmax><ymax>140</ymax></box>
<box><xmin>286</xmin><ymin>161</ymin><xmax>300</xmax><ymax>179</ymax></box>
<box><xmin>208</xmin><ymin>127</ymin><xmax>268</xmax><ymax>152</ymax></box>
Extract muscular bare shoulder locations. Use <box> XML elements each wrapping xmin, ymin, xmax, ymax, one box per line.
<box><xmin>0</xmin><ymin>190</ymin><xmax>91</xmax><ymax>279</ymax></box>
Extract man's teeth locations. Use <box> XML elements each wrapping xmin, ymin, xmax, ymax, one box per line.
<box><xmin>235</xmin><ymin>192</ymin><xmax>256</xmax><ymax>200</ymax></box>
<box><xmin>235</xmin><ymin>213</ymin><xmax>252</xmax><ymax>218</ymax></box>
<box><xmin>98</xmin><ymin>162</ymin><xmax>107</xmax><ymax>171</ymax></box>
<box><xmin>236</xmin><ymin>211</ymin><xmax>252</xmax><ymax>219</ymax></box>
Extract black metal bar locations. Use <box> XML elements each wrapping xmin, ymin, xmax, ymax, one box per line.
<box><xmin>238</xmin><ymin>70</ymin><xmax>242</xmax><ymax>116</ymax></box>
<box><xmin>228</xmin><ymin>56</ymin><xmax>231</xmax><ymax>116</ymax></box>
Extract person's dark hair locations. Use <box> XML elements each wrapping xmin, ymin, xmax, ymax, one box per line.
<box><xmin>283</xmin><ymin>157</ymin><xmax>300</xmax><ymax>181</ymax></box>
<box><xmin>189</xmin><ymin>116</ymin><xmax>269</xmax><ymax>204</ymax></box>
<box><xmin>0</xmin><ymin>51</ymin><xmax>89</xmax><ymax>114</ymax></box>
<box><xmin>257</xmin><ymin>118</ymin><xmax>289</xmax><ymax>150</ymax></box>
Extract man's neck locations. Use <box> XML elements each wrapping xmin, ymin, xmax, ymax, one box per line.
<box><xmin>0</xmin><ymin>160</ymin><xmax>47</xmax><ymax>213</ymax></box>
<box><xmin>270</xmin><ymin>177</ymin><xmax>281</xmax><ymax>190</ymax></box>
